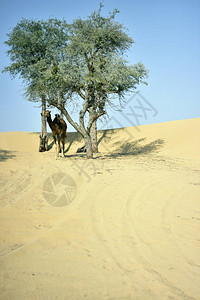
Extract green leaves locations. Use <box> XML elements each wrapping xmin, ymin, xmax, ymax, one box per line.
<box><xmin>3</xmin><ymin>18</ymin><xmax>69</xmax><ymax>102</ymax></box>
<box><xmin>68</xmin><ymin>6</ymin><xmax>133</xmax><ymax>57</ymax></box>
<box><xmin>3</xmin><ymin>3</ymin><xmax>148</xmax><ymax>129</ymax></box>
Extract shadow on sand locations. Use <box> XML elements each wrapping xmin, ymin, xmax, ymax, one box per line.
<box><xmin>30</xmin><ymin>132</ymin><xmax>83</xmax><ymax>153</ymax></box>
<box><xmin>95</xmin><ymin>128</ymin><xmax>165</xmax><ymax>158</ymax></box>
<box><xmin>64</xmin><ymin>132</ymin><xmax>83</xmax><ymax>153</ymax></box>
<box><xmin>65</xmin><ymin>131</ymin><xmax>164</xmax><ymax>158</ymax></box>
<box><xmin>0</xmin><ymin>149</ymin><xmax>16</xmax><ymax>162</ymax></box>
<box><xmin>111</xmin><ymin>138</ymin><xmax>165</xmax><ymax>157</ymax></box>
<box><xmin>31</xmin><ymin>130</ymin><xmax>164</xmax><ymax>158</ymax></box>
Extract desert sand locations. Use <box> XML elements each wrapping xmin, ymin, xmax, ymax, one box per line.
<box><xmin>0</xmin><ymin>118</ymin><xmax>200</xmax><ymax>300</ymax></box>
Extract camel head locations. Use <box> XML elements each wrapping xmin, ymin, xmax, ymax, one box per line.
<box><xmin>44</xmin><ymin>111</ymin><xmax>51</xmax><ymax>118</ymax></box>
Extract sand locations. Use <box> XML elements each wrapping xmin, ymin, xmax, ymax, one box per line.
<box><xmin>0</xmin><ymin>118</ymin><xmax>200</xmax><ymax>300</ymax></box>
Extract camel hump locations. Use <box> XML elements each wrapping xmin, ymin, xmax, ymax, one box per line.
<box><xmin>53</xmin><ymin>114</ymin><xmax>67</xmax><ymax>131</ymax></box>
<box><xmin>53</xmin><ymin>114</ymin><xmax>61</xmax><ymax>126</ymax></box>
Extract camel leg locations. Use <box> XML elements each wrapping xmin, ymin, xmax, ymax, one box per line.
<box><xmin>61</xmin><ymin>137</ymin><xmax>65</xmax><ymax>158</ymax></box>
<box><xmin>61</xmin><ymin>142</ymin><xmax>64</xmax><ymax>158</ymax></box>
<box><xmin>53</xmin><ymin>135</ymin><xmax>58</xmax><ymax>158</ymax></box>
<box><xmin>57</xmin><ymin>139</ymin><xmax>61</xmax><ymax>159</ymax></box>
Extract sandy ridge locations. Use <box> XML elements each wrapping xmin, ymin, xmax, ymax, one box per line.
<box><xmin>0</xmin><ymin>118</ymin><xmax>200</xmax><ymax>299</ymax></box>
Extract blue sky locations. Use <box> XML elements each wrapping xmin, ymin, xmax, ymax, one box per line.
<box><xmin>0</xmin><ymin>0</ymin><xmax>199</xmax><ymax>132</ymax></box>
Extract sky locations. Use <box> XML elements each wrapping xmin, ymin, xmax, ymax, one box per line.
<box><xmin>0</xmin><ymin>0</ymin><xmax>200</xmax><ymax>132</ymax></box>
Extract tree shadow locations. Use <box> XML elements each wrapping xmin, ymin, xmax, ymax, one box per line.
<box><xmin>31</xmin><ymin>132</ymin><xmax>83</xmax><ymax>153</ymax></box>
<box><xmin>0</xmin><ymin>149</ymin><xmax>16</xmax><ymax>162</ymax></box>
<box><xmin>97</xmin><ymin>138</ymin><xmax>165</xmax><ymax>159</ymax></box>
<box><xmin>113</xmin><ymin>138</ymin><xmax>164</xmax><ymax>157</ymax></box>
<box><xmin>74</xmin><ymin>129</ymin><xmax>117</xmax><ymax>153</ymax></box>
<box><xmin>30</xmin><ymin>131</ymin><xmax>164</xmax><ymax>159</ymax></box>
<box><xmin>65</xmin><ymin>132</ymin><xmax>83</xmax><ymax>153</ymax></box>
<box><xmin>97</xmin><ymin>128</ymin><xmax>119</xmax><ymax>146</ymax></box>
<box><xmin>47</xmin><ymin>132</ymin><xmax>83</xmax><ymax>154</ymax></box>
<box><xmin>48</xmin><ymin>140</ymin><xmax>55</xmax><ymax>151</ymax></box>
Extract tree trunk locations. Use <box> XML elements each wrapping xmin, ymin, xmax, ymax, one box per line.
<box><xmin>58</xmin><ymin>102</ymin><xmax>95</xmax><ymax>158</ymax></box>
<box><xmin>39</xmin><ymin>97</ymin><xmax>48</xmax><ymax>152</ymax></box>
<box><xmin>57</xmin><ymin>90</ymin><xmax>64</xmax><ymax>118</ymax></box>
<box><xmin>84</xmin><ymin>133</ymin><xmax>93</xmax><ymax>159</ymax></box>
<box><xmin>91</xmin><ymin>120</ymin><xmax>98</xmax><ymax>153</ymax></box>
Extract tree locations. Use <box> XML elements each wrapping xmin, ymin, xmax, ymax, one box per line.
<box><xmin>3</xmin><ymin>18</ymin><xmax>69</xmax><ymax>151</ymax></box>
<box><xmin>3</xmin><ymin>4</ymin><xmax>148</xmax><ymax>158</ymax></box>
<box><xmin>43</xmin><ymin>4</ymin><xmax>148</xmax><ymax>157</ymax></box>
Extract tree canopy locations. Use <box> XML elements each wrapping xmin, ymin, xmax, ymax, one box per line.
<box><xmin>3</xmin><ymin>3</ymin><xmax>148</xmax><ymax>158</ymax></box>
<box><xmin>4</xmin><ymin>18</ymin><xmax>69</xmax><ymax>100</ymax></box>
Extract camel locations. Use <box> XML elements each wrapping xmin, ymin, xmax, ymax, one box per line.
<box><xmin>44</xmin><ymin>111</ymin><xmax>67</xmax><ymax>159</ymax></box>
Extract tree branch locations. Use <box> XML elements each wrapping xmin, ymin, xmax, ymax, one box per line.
<box><xmin>87</xmin><ymin>107</ymin><xmax>105</xmax><ymax>134</ymax></box>
<box><xmin>78</xmin><ymin>89</ymin><xmax>86</xmax><ymax>100</ymax></box>
<box><xmin>79</xmin><ymin>92</ymin><xmax>89</xmax><ymax>133</ymax></box>
<box><xmin>56</xmin><ymin>102</ymin><xmax>84</xmax><ymax>136</ymax></box>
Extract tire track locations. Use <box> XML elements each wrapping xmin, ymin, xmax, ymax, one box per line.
<box><xmin>90</xmin><ymin>174</ymin><xmax>198</xmax><ymax>299</ymax></box>
<box><xmin>125</xmin><ymin>176</ymin><xmax>198</xmax><ymax>300</ymax></box>
<box><xmin>161</xmin><ymin>185</ymin><xmax>200</xmax><ymax>275</ymax></box>
<box><xmin>0</xmin><ymin>170</ymin><xmax>32</xmax><ymax>207</ymax></box>
<box><xmin>90</xmin><ymin>178</ymin><xmax>170</xmax><ymax>299</ymax></box>
<box><xmin>90</xmin><ymin>181</ymin><xmax>142</xmax><ymax>296</ymax></box>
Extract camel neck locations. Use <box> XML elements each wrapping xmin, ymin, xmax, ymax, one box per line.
<box><xmin>47</xmin><ymin>116</ymin><xmax>55</xmax><ymax>131</ymax></box>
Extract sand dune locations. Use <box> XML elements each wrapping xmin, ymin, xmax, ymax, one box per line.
<box><xmin>0</xmin><ymin>118</ymin><xmax>200</xmax><ymax>300</ymax></box>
